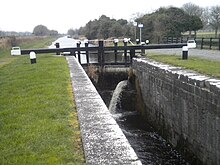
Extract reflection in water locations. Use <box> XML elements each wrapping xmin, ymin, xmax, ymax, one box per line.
<box><xmin>101</xmin><ymin>80</ymin><xmax>189</xmax><ymax>165</ymax></box>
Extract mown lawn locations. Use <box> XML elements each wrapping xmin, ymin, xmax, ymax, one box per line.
<box><xmin>0</xmin><ymin>37</ymin><xmax>54</xmax><ymax>68</ymax></box>
<box><xmin>0</xmin><ymin>38</ymin><xmax>85</xmax><ymax>164</ymax></box>
<box><xmin>147</xmin><ymin>54</ymin><xmax>220</xmax><ymax>78</ymax></box>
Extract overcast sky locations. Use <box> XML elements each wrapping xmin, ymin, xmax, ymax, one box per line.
<box><xmin>0</xmin><ymin>0</ymin><xmax>219</xmax><ymax>34</ymax></box>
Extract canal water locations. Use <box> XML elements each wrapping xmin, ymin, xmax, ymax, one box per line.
<box><xmin>49</xmin><ymin>36</ymin><xmax>128</xmax><ymax>64</ymax></box>
<box><xmin>98</xmin><ymin>80</ymin><xmax>190</xmax><ymax>165</ymax></box>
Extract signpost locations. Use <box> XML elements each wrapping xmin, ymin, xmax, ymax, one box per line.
<box><xmin>138</xmin><ymin>23</ymin><xmax>143</xmax><ymax>44</ymax></box>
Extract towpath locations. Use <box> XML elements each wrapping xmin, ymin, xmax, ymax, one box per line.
<box><xmin>146</xmin><ymin>48</ymin><xmax>220</xmax><ymax>61</ymax></box>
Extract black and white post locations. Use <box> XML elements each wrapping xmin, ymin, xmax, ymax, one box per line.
<box><xmin>182</xmin><ymin>46</ymin><xmax>188</xmax><ymax>60</ymax></box>
<box><xmin>55</xmin><ymin>42</ymin><xmax>60</xmax><ymax>55</ymax></box>
<box><xmin>30</xmin><ymin>51</ymin><xmax>36</xmax><ymax>64</ymax></box>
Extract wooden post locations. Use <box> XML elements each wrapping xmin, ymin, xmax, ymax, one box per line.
<box><xmin>130</xmin><ymin>49</ymin><xmax>135</xmax><ymax>64</ymax></box>
<box><xmin>73</xmin><ymin>51</ymin><xmax>76</xmax><ymax>57</ymax></box>
<box><xmin>123</xmin><ymin>41</ymin><xmax>127</xmax><ymax>65</ymax></box>
<box><xmin>85</xmin><ymin>42</ymin><xmax>89</xmax><ymax>64</ymax></box>
<box><xmin>219</xmin><ymin>38</ymin><xmax>220</xmax><ymax>51</ymax></box>
<box><xmin>210</xmin><ymin>38</ymin><xmax>212</xmax><ymax>49</ymax></box>
<box><xmin>114</xmin><ymin>42</ymin><xmax>118</xmax><ymax>63</ymax></box>
<box><xmin>98</xmin><ymin>40</ymin><xmax>104</xmax><ymax>67</ymax></box>
<box><xmin>201</xmin><ymin>38</ymin><xmax>204</xmax><ymax>49</ymax></box>
<box><xmin>77</xmin><ymin>42</ymin><xmax>81</xmax><ymax>64</ymax></box>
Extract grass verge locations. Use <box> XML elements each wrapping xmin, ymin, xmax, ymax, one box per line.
<box><xmin>147</xmin><ymin>54</ymin><xmax>220</xmax><ymax>78</ymax></box>
<box><xmin>0</xmin><ymin>37</ymin><xmax>55</xmax><ymax>68</ymax></box>
<box><xmin>0</xmin><ymin>38</ymin><xmax>85</xmax><ymax>164</ymax></box>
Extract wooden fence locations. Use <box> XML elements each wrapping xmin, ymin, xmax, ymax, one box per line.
<box><xmin>163</xmin><ymin>37</ymin><xmax>220</xmax><ymax>50</ymax></box>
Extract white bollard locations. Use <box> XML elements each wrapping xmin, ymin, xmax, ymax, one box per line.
<box><xmin>30</xmin><ymin>51</ymin><xmax>36</xmax><ymax>64</ymax></box>
<box><xmin>182</xmin><ymin>46</ymin><xmax>188</xmax><ymax>60</ymax></box>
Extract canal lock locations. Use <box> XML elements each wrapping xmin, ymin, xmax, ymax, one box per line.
<box><xmin>86</xmin><ymin>67</ymin><xmax>190</xmax><ymax>165</ymax></box>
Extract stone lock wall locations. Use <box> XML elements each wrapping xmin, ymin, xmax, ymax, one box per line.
<box><xmin>132</xmin><ymin>57</ymin><xmax>220</xmax><ymax>165</ymax></box>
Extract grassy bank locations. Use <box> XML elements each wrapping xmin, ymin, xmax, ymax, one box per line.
<box><xmin>196</xmin><ymin>31</ymin><xmax>219</xmax><ymax>38</ymax></box>
<box><xmin>0</xmin><ymin>37</ymin><xmax>85</xmax><ymax>164</ymax></box>
<box><xmin>182</xmin><ymin>31</ymin><xmax>219</xmax><ymax>38</ymax></box>
<box><xmin>147</xmin><ymin>54</ymin><xmax>220</xmax><ymax>78</ymax></box>
<box><xmin>0</xmin><ymin>37</ymin><xmax>55</xmax><ymax>68</ymax></box>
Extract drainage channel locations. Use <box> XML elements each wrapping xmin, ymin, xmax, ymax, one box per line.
<box><xmin>95</xmin><ymin>78</ymin><xmax>190</xmax><ymax>165</ymax></box>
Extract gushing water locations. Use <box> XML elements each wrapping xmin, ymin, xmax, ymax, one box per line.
<box><xmin>107</xmin><ymin>80</ymin><xmax>189</xmax><ymax>165</ymax></box>
<box><xmin>108</xmin><ymin>80</ymin><xmax>128</xmax><ymax>113</ymax></box>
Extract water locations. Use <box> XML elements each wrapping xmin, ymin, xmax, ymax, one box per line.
<box><xmin>49</xmin><ymin>36</ymin><xmax>128</xmax><ymax>64</ymax></box>
<box><xmin>103</xmin><ymin>80</ymin><xmax>189</xmax><ymax>165</ymax></box>
<box><xmin>49</xmin><ymin>36</ymin><xmax>82</xmax><ymax>48</ymax></box>
<box><xmin>109</xmin><ymin>80</ymin><xmax>128</xmax><ymax>113</ymax></box>
<box><xmin>49</xmin><ymin>36</ymin><xmax>97</xmax><ymax>64</ymax></box>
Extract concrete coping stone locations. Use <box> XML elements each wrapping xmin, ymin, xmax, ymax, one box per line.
<box><xmin>66</xmin><ymin>56</ymin><xmax>142</xmax><ymax>165</ymax></box>
<box><xmin>133</xmin><ymin>57</ymin><xmax>220</xmax><ymax>92</ymax></box>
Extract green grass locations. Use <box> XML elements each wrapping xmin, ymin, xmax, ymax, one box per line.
<box><xmin>183</xmin><ymin>31</ymin><xmax>219</xmax><ymax>38</ymax></box>
<box><xmin>0</xmin><ymin>38</ymin><xmax>85</xmax><ymax>164</ymax></box>
<box><xmin>19</xmin><ymin>37</ymin><xmax>55</xmax><ymax>49</ymax></box>
<box><xmin>0</xmin><ymin>37</ymin><xmax>55</xmax><ymax>68</ymax></box>
<box><xmin>196</xmin><ymin>31</ymin><xmax>219</xmax><ymax>38</ymax></box>
<box><xmin>148</xmin><ymin>54</ymin><xmax>220</xmax><ymax>78</ymax></box>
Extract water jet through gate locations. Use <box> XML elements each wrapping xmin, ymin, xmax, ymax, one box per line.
<box><xmin>97</xmin><ymin>77</ymin><xmax>190</xmax><ymax>165</ymax></box>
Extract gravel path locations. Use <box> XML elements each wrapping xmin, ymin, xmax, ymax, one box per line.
<box><xmin>146</xmin><ymin>48</ymin><xmax>220</xmax><ymax>61</ymax></box>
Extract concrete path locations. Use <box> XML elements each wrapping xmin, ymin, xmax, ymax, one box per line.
<box><xmin>146</xmin><ymin>48</ymin><xmax>220</xmax><ymax>61</ymax></box>
<box><xmin>66</xmin><ymin>56</ymin><xmax>142</xmax><ymax>165</ymax></box>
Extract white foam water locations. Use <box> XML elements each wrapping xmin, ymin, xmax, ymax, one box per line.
<box><xmin>108</xmin><ymin>80</ymin><xmax>128</xmax><ymax>113</ymax></box>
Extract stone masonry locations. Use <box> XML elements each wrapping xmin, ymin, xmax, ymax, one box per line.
<box><xmin>132</xmin><ymin>57</ymin><xmax>220</xmax><ymax>165</ymax></box>
<box><xmin>67</xmin><ymin>56</ymin><xmax>142</xmax><ymax>165</ymax></box>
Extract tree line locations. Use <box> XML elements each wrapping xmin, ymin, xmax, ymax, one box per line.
<box><xmin>32</xmin><ymin>25</ymin><xmax>58</xmax><ymax>36</ymax></box>
<box><xmin>136</xmin><ymin>6</ymin><xmax>203</xmax><ymax>42</ymax></box>
<box><xmin>67</xmin><ymin>3</ymin><xmax>220</xmax><ymax>42</ymax></box>
<box><xmin>67</xmin><ymin>15</ymin><xmax>134</xmax><ymax>40</ymax></box>
<box><xmin>0</xmin><ymin>25</ymin><xmax>59</xmax><ymax>37</ymax></box>
<box><xmin>0</xmin><ymin>31</ymin><xmax>31</xmax><ymax>37</ymax></box>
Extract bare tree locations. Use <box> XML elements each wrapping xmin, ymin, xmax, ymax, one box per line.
<box><xmin>182</xmin><ymin>3</ymin><xmax>203</xmax><ymax>17</ymax></box>
<box><xmin>209</xmin><ymin>6</ymin><xmax>220</xmax><ymax>37</ymax></box>
<box><xmin>201</xmin><ymin>7</ymin><xmax>210</xmax><ymax>28</ymax></box>
<box><xmin>182</xmin><ymin>3</ymin><xmax>204</xmax><ymax>36</ymax></box>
